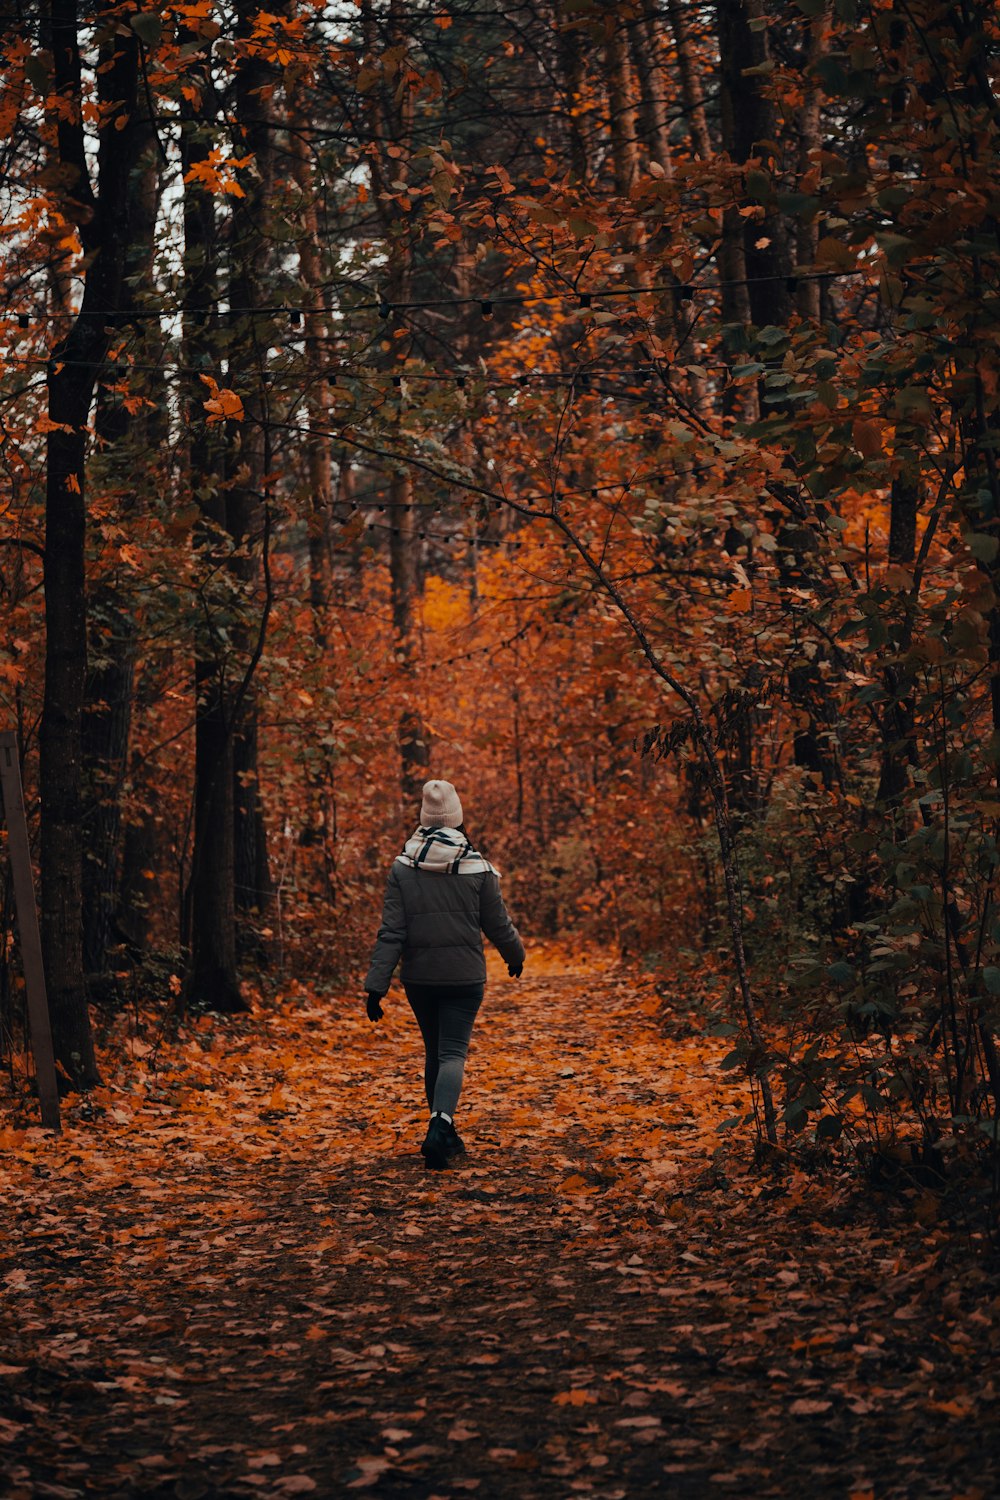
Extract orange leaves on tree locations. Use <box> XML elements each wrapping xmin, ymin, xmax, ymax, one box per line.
<box><xmin>246</xmin><ymin>9</ymin><xmax>308</xmax><ymax>68</ymax></box>
<box><xmin>183</xmin><ymin>149</ymin><xmax>254</xmax><ymax>198</ymax></box>
<box><xmin>200</xmin><ymin>375</ymin><xmax>244</xmax><ymax>424</ymax></box>
<box><xmin>852</xmin><ymin>417</ymin><xmax>885</xmax><ymax>458</ymax></box>
<box><xmin>33</xmin><ymin>414</ymin><xmax>73</xmax><ymax>436</ymax></box>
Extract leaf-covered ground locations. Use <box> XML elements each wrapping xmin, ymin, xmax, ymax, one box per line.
<box><xmin>1</xmin><ymin>948</ymin><xmax>998</xmax><ymax>1499</ymax></box>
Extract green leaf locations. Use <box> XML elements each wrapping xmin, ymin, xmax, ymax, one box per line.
<box><xmin>130</xmin><ymin>11</ymin><xmax>162</xmax><ymax>45</ymax></box>
<box><xmin>815</xmin><ymin>55</ymin><xmax>850</xmax><ymax>93</ymax></box>
<box><xmin>815</xmin><ymin>1114</ymin><xmax>843</xmax><ymax>1142</ymax></box>
<box><xmin>982</xmin><ymin>966</ymin><xmax>1000</xmax><ymax>995</ymax></box>
<box><xmin>827</xmin><ymin>960</ymin><xmax>855</xmax><ymax>984</ymax></box>
<box><xmin>25</xmin><ymin>54</ymin><xmax>49</xmax><ymax>93</ymax></box>
<box><xmin>893</xmin><ymin>385</ymin><xmax>933</xmax><ymax>417</ymax></box>
<box><xmin>746</xmin><ymin>169</ymin><xmax>771</xmax><ymax>198</ymax></box>
<box><xmin>965</xmin><ymin>532</ymin><xmax>999</xmax><ymax>563</ymax></box>
<box><xmin>877</xmin><ymin>232</ymin><xmax>917</xmax><ymax>268</ymax></box>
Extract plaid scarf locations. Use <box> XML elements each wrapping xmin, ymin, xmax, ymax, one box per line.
<box><xmin>395</xmin><ymin>825</ymin><xmax>500</xmax><ymax>877</ymax></box>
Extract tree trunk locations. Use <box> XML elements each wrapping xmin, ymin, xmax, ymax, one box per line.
<box><xmin>667</xmin><ymin>0</ymin><xmax>712</xmax><ymax>161</ymax></box>
<box><xmin>116</xmin><ymin>667</ymin><xmax>159</xmax><ymax>957</ymax></box>
<box><xmin>80</xmin><ymin>119</ymin><xmax>160</xmax><ymax>981</ymax></box>
<box><xmin>81</xmin><ymin>586</ymin><xmax>135</xmax><ymax>978</ymax></box>
<box><xmin>188</xmin><ymin>662</ymin><xmax>243</xmax><ymax>1010</ymax></box>
<box><xmin>363</xmin><ymin>0</ymin><xmax>430</xmax><ymax>806</ymax></box>
<box><xmin>181</xmin><ymin>38</ymin><xmax>246</xmax><ymax>1013</ymax></box>
<box><xmin>288</xmin><ymin>79</ymin><xmax>333</xmax><ymax>625</ymax></box>
<box><xmin>41</xmin><ymin>0</ymin><xmax>140</xmax><ymax>1087</ymax></box>
<box><xmin>555</xmin><ymin>0</ymin><xmax>590</xmax><ymax>180</ymax></box>
<box><xmin>794</xmin><ymin>4</ymin><xmax>831</xmax><ymax>321</ymax></box>
<box><xmin>877</xmin><ymin>474</ymin><xmax>920</xmax><ymax>806</ymax></box>
<box><xmin>712</xmin><ymin>1</ymin><xmax>755</xmax><ymax>418</ymax></box>
<box><xmin>228</xmin><ymin>0</ymin><xmax>276</xmax><ymax>954</ymax></box>
<box><xmin>604</xmin><ymin>6</ymin><xmax>641</xmax><ymax>196</ymax></box>
<box><xmin>630</xmin><ymin>0</ymin><xmax>673</xmax><ymax>177</ymax></box>
<box><xmin>390</xmin><ymin>470</ymin><xmax>430</xmax><ymax>802</ymax></box>
<box><xmin>716</xmin><ymin>0</ymin><xmax>794</xmax><ymax>329</ymax></box>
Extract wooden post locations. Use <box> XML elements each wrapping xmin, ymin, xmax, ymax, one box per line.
<box><xmin>0</xmin><ymin>733</ymin><xmax>61</xmax><ymax>1132</ymax></box>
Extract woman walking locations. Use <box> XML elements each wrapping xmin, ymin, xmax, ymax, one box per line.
<box><xmin>364</xmin><ymin>779</ymin><xmax>525</xmax><ymax>1169</ymax></box>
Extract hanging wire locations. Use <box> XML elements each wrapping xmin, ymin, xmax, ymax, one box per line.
<box><xmin>1</xmin><ymin>264</ymin><xmax>873</xmax><ymax>325</ymax></box>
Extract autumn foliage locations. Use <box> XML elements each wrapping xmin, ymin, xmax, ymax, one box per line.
<box><xmin>0</xmin><ymin>1</ymin><xmax>1000</xmax><ymax>1180</ymax></box>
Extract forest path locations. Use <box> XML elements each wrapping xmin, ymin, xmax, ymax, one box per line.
<box><xmin>1</xmin><ymin>947</ymin><xmax>997</xmax><ymax>1499</ymax></box>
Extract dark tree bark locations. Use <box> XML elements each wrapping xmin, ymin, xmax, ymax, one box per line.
<box><xmin>666</xmin><ymin>0</ymin><xmax>712</xmax><ymax>162</ymax></box>
<box><xmin>390</xmin><ymin>470</ymin><xmax>431</xmax><ymax>803</ymax></box>
<box><xmin>604</xmin><ymin>4</ymin><xmax>640</xmax><ymax>196</ymax></box>
<box><xmin>41</xmin><ymin>0</ymin><xmax>141</xmax><ymax>1086</ymax></box>
<box><xmin>794</xmin><ymin>4</ymin><xmax>831</xmax><ymax>321</ymax></box>
<box><xmin>289</xmin><ymin>78</ymin><xmax>333</xmax><ymax>624</ymax></box>
<box><xmin>181</xmin><ymin>40</ymin><xmax>246</xmax><ymax>1013</ymax></box>
<box><xmin>630</xmin><ymin>0</ymin><xmax>673</xmax><ymax>176</ymax></box>
<box><xmin>554</xmin><ymin>0</ymin><xmax>590</xmax><ymax>181</ymax></box>
<box><xmin>711</xmin><ymin>1</ymin><xmax>755</xmax><ymax>418</ymax></box>
<box><xmin>717</xmin><ymin>0</ymin><xmax>794</xmax><ymax>329</ymax></box>
<box><xmin>229</xmin><ymin>0</ymin><xmax>276</xmax><ymax>950</ymax></box>
<box><xmin>877</xmin><ymin>474</ymin><xmax>920</xmax><ymax>806</ymax></box>
<box><xmin>363</xmin><ymin>0</ymin><xmax>430</xmax><ymax>806</ymax></box>
<box><xmin>81</xmin><ymin>588</ymin><xmax>135</xmax><ymax>977</ymax></box>
<box><xmin>116</xmin><ymin>667</ymin><xmax>160</xmax><ymax>957</ymax></box>
<box><xmin>81</xmin><ymin>117</ymin><xmax>161</xmax><ymax>981</ymax></box>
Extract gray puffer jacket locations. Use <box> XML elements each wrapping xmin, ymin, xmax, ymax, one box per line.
<box><xmin>364</xmin><ymin>862</ymin><xmax>525</xmax><ymax>994</ymax></box>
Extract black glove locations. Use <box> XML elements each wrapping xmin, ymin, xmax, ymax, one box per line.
<box><xmin>508</xmin><ymin>962</ymin><xmax>523</xmax><ymax>979</ymax></box>
<box><xmin>366</xmin><ymin>991</ymin><xmax>384</xmax><ymax>1022</ymax></box>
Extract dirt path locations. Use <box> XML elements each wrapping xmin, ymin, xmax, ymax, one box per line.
<box><xmin>1</xmin><ymin>950</ymin><xmax>998</xmax><ymax>1498</ymax></box>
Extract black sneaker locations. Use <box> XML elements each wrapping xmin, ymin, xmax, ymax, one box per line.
<box><xmin>446</xmin><ymin>1122</ymin><xmax>466</xmax><ymax>1157</ymax></box>
<box><xmin>420</xmin><ymin>1115</ymin><xmax>452</xmax><ymax>1170</ymax></box>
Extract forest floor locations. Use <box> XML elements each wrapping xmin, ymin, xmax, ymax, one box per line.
<box><xmin>1</xmin><ymin>946</ymin><xmax>998</xmax><ymax>1500</ymax></box>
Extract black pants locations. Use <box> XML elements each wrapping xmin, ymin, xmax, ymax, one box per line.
<box><xmin>404</xmin><ymin>982</ymin><xmax>485</xmax><ymax>1116</ymax></box>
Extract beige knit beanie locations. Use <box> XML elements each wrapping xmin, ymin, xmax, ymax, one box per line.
<box><xmin>420</xmin><ymin>779</ymin><xmax>463</xmax><ymax>829</ymax></box>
